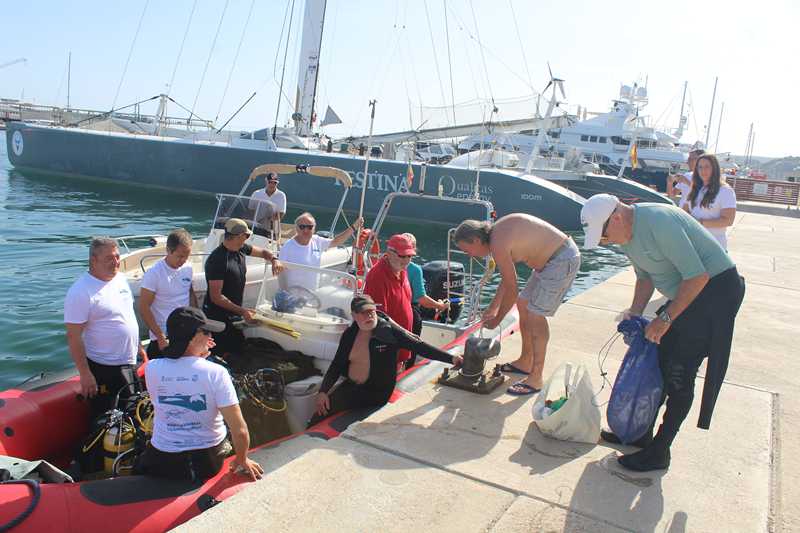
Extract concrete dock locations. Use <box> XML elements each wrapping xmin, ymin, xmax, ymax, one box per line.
<box><xmin>175</xmin><ymin>210</ymin><xmax>799</xmax><ymax>532</ymax></box>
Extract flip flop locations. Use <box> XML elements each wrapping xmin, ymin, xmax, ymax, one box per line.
<box><xmin>506</xmin><ymin>381</ymin><xmax>541</xmax><ymax>396</ymax></box>
<box><xmin>499</xmin><ymin>362</ymin><xmax>529</xmax><ymax>375</ymax></box>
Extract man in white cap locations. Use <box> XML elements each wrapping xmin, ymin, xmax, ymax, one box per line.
<box><xmin>203</xmin><ymin>218</ymin><xmax>284</xmax><ymax>358</ymax></box>
<box><xmin>581</xmin><ymin>194</ymin><xmax>745</xmax><ymax>472</ymax></box>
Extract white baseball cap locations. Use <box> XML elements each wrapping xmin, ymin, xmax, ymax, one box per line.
<box><xmin>580</xmin><ymin>194</ymin><xmax>619</xmax><ymax>249</ymax></box>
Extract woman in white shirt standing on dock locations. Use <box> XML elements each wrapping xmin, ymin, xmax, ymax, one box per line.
<box><xmin>683</xmin><ymin>154</ymin><xmax>737</xmax><ymax>250</ymax></box>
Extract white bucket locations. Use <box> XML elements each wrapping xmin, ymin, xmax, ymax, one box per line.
<box><xmin>285</xmin><ymin>375</ymin><xmax>324</xmax><ymax>433</ymax></box>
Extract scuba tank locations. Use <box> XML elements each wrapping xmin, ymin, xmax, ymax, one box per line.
<box><xmin>102</xmin><ymin>414</ymin><xmax>136</xmax><ymax>475</ymax></box>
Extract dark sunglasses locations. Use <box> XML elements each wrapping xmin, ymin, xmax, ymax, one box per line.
<box><xmin>297</xmin><ymin>223</ymin><xmax>315</xmax><ymax>230</ymax></box>
<box><xmin>390</xmin><ymin>249</ymin><xmax>414</xmax><ymax>259</ymax></box>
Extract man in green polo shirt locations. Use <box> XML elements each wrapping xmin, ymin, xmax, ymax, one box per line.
<box><xmin>581</xmin><ymin>194</ymin><xmax>745</xmax><ymax>472</ymax></box>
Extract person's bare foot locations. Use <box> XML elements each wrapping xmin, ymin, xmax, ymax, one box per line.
<box><xmin>523</xmin><ymin>374</ymin><xmax>543</xmax><ymax>391</ymax></box>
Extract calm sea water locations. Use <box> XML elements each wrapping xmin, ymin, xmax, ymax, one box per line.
<box><xmin>0</xmin><ymin>131</ymin><xmax>630</xmax><ymax>388</ymax></box>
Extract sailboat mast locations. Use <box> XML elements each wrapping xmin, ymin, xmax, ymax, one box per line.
<box><xmin>293</xmin><ymin>0</ymin><xmax>327</xmax><ymax>137</ymax></box>
<box><xmin>676</xmin><ymin>80</ymin><xmax>687</xmax><ymax>138</ymax></box>
<box><xmin>67</xmin><ymin>51</ymin><xmax>71</xmax><ymax>110</ymax></box>
<box><xmin>704</xmin><ymin>76</ymin><xmax>718</xmax><ymax>148</ymax></box>
<box><xmin>744</xmin><ymin>122</ymin><xmax>753</xmax><ymax>166</ymax></box>
<box><xmin>714</xmin><ymin>102</ymin><xmax>725</xmax><ymax>152</ymax></box>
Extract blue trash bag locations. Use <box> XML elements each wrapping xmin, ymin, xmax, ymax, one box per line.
<box><xmin>272</xmin><ymin>290</ymin><xmax>306</xmax><ymax>313</ymax></box>
<box><xmin>606</xmin><ymin>317</ymin><xmax>664</xmax><ymax>444</ymax></box>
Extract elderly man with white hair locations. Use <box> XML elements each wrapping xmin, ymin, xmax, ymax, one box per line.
<box><xmin>580</xmin><ymin>193</ymin><xmax>745</xmax><ymax>472</ymax></box>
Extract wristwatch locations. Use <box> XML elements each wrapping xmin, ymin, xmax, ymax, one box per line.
<box><xmin>658</xmin><ymin>309</ymin><xmax>672</xmax><ymax>324</ymax></box>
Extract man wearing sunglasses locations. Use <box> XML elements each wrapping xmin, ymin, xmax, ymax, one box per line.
<box><xmin>364</xmin><ymin>234</ymin><xmax>418</xmax><ymax>367</ymax></box>
<box><xmin>204</xmin><ymin>218</ymin><xmax>284</xmax><ymax>358</ymax></box>
<box><xmin>137</xmin><ymin>306</ymin><xmax>263</xmax><ymax>482</ymax></box>
<box><xmin>581</xmin><ymin>193</ymin><xmax>744</xmax><ymax>472</ymax></box>
<box><xmin>278</xmin><ymin>211</ymin><xmax>363</xmax><ymax>291</ymax></box>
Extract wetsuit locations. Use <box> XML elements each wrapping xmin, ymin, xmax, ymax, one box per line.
<box><xmin>310</xmin><ymin>314</ymin><xmax>455</xmax><ymax>426</ymax></box>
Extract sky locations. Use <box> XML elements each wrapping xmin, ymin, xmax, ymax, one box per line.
<box><xmin>1</xmin><ymin>0</ymin><xmax>797</xmax><ymax>158</ymax></box>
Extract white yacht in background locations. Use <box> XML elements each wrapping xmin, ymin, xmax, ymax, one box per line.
<box><xmin>459</xmin><ymin>84</ymin><xmax>688</xmax><ymax>191</ymax></box>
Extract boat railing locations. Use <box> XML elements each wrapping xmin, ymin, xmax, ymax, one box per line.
<box><xmin>114</xmin><ymin>234</ymin><xmax>168</xmax><ymax>255</ymax></box>
<box><xmin>137</xmin><ymin>252</ymin><xmax>211</xmax><ymax>274</ymax></box>
<box><xmin>447</xmin><ymin>228</ymin><xmax>494</xmax><ymax>326</ymax></box>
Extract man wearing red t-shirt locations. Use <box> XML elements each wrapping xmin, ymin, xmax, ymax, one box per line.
<box><xmin>364</xmin><ymin>234</ymin><xmax>415</xmax><ymax>366</ymax></box>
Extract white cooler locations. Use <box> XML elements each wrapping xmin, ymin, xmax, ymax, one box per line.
<box><xmin>285</xmin><ymin>375</ymin><xmax>324</xmax><ymax>433</ymax></box>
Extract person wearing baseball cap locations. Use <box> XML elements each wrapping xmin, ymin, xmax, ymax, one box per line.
<box><xmin>310</xmin><ymin>294</ymin><xmax>462</xmax><ymax>427</ymax></box>
<box><xmin>137</xmin><ymin>307</ymin><xmax>264</xmax><ymax>482</ymax></box>
<box><xmin>203</xmin><ymin>218</ymin><xmax>284</xmax><ymax>358</ymax></box>
<box><xmin>363</xmin><ymin>234</ymin><xmax>417</xmax><ymax>366</ymax></box>
<box><xmin>580</xmin><ymin>194</ymin><xmax>744</xmax><ymax>473</ymax></box>
<box><xmin>248</xmin><ymin>171</ymin><xmax>287</xmax><ymax>239</ymax></box>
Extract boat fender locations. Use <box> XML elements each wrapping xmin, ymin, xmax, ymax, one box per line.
<box><xmin>355</xmin><ymin>229</ymin><xmax>380</xmax><ymax>276</ymax></box>
<box><xmin>0</xmin><ymin>479</ymin><xmax>40</xmax><ymax>533</ymax></box>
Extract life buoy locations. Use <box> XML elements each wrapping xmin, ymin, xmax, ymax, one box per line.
<box><xmin>355</xmin><ymin>229</ymin><xmax>380</xmax><ymax>276</ymax></box>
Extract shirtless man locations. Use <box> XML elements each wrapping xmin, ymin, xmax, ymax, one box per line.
<box><xmin>454</xmin><ymin>215</ymin><xmax>581</xmax><ymax>394</ymax></box>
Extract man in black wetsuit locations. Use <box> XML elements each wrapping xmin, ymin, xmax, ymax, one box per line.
<box><xmin>203</xmin><ymin>218</ymin><xmax>283</xmax><ymax>358</ymax></box>
<box><xmin>311</xmin><ymin>295</ymin><xmax>462</xmax><ymax>426</ymax></box>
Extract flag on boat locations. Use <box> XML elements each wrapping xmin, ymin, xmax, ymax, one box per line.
<box><xmin>406</xmin><ymin>162</ymin><xmax>414</xmax><ymax>189</ymax></box>
<box><xmin>629</xmin><ymin>143</ymin><xmax>639</xmax><ymax>169</ymax></box>
<box><xmin>320</xmin><ymin>106</ymin><xmax>342</xmax><ymax>127</ymax></box>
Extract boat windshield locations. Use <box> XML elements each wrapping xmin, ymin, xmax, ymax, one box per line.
<box><xmin>256</xmin><ymin>261</ymin><xmax>357</xmax><ymax>323</ymax></box>
<box><xmin>213</xmin><ymin>193</ymin><xmax>280</xmax><ymax>237</ymax></box>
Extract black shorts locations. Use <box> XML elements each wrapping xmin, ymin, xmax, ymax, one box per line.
<box><xmin>134</xmin><ymin>440</ymin><xmax>231</xmax><ymax>482</ymax></box>
<box><xmin>210</xmin><ymin>320</ymin><xmax>245</xmax><ymax>358</ymax></box>
<box><xmin>87</xmin><ymin>360</ymin><xmax>139</xmax><ymax>419</ymax></box>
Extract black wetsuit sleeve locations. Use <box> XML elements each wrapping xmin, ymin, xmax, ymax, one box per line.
<box><xmin>320</xmin><ymin>323</ymin><xmax>357</xmax><ymax>394</ymax></box>
<box><xmin>390</xmin><ymin>322</ymin><xmax>455</xmax><ymax>365</ymax></box>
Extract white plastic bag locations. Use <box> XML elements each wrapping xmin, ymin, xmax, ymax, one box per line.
<box><xmin>532</xmin><ymin>362</ymin><xmax>601</xmax><ymax>444</ymax></box>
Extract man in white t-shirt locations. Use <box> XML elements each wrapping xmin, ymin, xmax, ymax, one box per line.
<box><xmin>667</xmin><ymin>149</ymin><xmax>704</xmax><ymax>208</ymax></box>
<box><xmin>139</xmin><ymin>229</ymin><xmax>198</xmax><ymax>360</ymax></box>
<box><xmin>65</xmin><ymin>237</ymin><xmax>142</xmax><ymax>418</ymax></box>
<box><xmin>278</xmin><ymin>211</ymin><xmax>362</xmax><ymax>291</ymax></box>
<box><xmin>248</xmin><ymin>172</ymin><xmax>286</xmax><ymax>238</ymax></box>
<box><xmin>136</xmin><ymin>306</ymin><xmax>263</xmax><ymax>481</ymax></box>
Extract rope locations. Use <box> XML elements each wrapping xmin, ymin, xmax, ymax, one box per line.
<box><xmin>272</xmin><ymin>0</ymin><xmax>297</xmax><ymax>139</ymax></box>
<box><xmin>592</xmin><ymin>331</ymin><xmax>621</xmax><ymax>408</ymax></box>
<box><xmin>469</xmin><ymin>0</ymin><xmax>495</xmax><ymax>107</ymax></box>
<box><xmin>443</xmin><ymin>1</ymin><xmax>457</xmax><ymax>127</ymax></box>
<box><xmin>0</xmin><ymin>480</ymin><xmax>40</xmax><ymax>532</ymax></box>
<box><xmin>167</xmin><ymin>0</ymin><xmax>198</xmax><ymax>98</ymax></box>
<box><xmin>509</xmin><ymin>0</ymin><xmax>535</xmax><ymax>92</ymax></box>
<box><xmin>423</xmin><ymin>0</ymin><xmax>449</xmax><ymax>123</ymax></box>
<box><xmin>189</xmin><ymin>0</ymin><xmax>230</xmax><ymax>128</ymax></box>
<box><xmin>111</xmin><ymin>0</ymin><xmax>150</xmax><ymax>111</ymax></box>
<box><xmin>215</xmin><ymin>0</ymin><xmax>255</xmax><ymax>125</ymax></box>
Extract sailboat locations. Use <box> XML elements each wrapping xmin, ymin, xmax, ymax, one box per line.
<box><xmin>4</xmin><ymin>0</ymin><xmax>586</xmax><ymax>230</ymax></box>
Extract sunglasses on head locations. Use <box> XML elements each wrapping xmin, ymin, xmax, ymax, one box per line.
<box><xmin>297</xmin><ymin>223</ymin><xmax>315</xmax><ymax>230</ymax></box>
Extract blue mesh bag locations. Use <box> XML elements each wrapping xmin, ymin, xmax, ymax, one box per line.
<box><xmin>607</xmin><ymin>317</ymin><xmax>664</xmax><ymax>444</ymax></box>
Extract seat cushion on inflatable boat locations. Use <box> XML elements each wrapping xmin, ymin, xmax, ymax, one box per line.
<box><xmin>80</xmin><ymin>475</ymin><xmax>200</xmax><ymax>505</ymax></box>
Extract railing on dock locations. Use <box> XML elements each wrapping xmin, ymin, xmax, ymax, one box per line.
<box><xmin>729</xmin><ymin>176</ymin><xmax>800</xmax><ymax>208</ymax></box>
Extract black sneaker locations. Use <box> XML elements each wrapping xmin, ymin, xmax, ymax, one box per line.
<box><xmin>600</xmin><ymin>429</ymin><xmax>653</xmax><ymax>448</ymax></box>
<box><xmin>618</xmin><ymin>445</ymin><xmax>671</xmax><ymax>472</ymax></box>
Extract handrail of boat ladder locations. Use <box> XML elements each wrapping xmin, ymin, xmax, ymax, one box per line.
<box><xmin>114</xmin><ymin>234</ymin><xmax>168</xmax><ymax>255</ymax></box>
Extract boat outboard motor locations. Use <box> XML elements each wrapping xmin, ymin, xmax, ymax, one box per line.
<box><xmin>420</xmin><ymin>261</ymin><xmax>464</xmax><ymax>323</ymax></box>
<box><xmin>438</xmin><ymin>333</ymin><xmax>506</xmax><ymax>394</ymax></box>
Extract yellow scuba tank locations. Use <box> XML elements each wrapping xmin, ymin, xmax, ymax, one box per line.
<box><xmin>103</xmin><ymin>422</ymin><xmax>136</xmax><ymax>475</ymax></box>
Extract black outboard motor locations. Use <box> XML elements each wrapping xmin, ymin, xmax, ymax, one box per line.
<box><xmin>421</xmin><ymin>260</ymin><xmax>464</xmax><ymax>323</ymax></box>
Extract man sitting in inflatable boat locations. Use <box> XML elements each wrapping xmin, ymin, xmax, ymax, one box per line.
<box><xmin>310</xmin><ymin>295</ymin><xmax>463</xmax><ymax>426</ymax></box>
<box><xmin>135</xmin><ymin>307</ymin><xmax>263</xmax><ymax>482</ymax></box>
